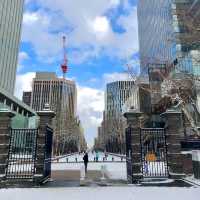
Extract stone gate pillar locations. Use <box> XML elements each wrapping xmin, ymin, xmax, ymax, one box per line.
<box><xmin>0</xmin><ymin>109</ymin><xmax>15</xmax><ymax>180</ymax></box>
<box><xmin>161</xmin><ymin>109</ymin><xmax>185</xmax><ymax>178</ymax></box>
<box><xmin>35</xmin><ymin>104</ymin><xmax>55</xmax><ymax>181</ymax></box>
<box><xmin>124</xmin><ymin>109</ymin><xmax>143</xmax><ymax>183</ymax></box>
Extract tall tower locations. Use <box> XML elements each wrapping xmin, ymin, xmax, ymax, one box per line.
<box><xmin>61</xmin><ymin>36</ymin><xmax>68</xmax><ymax>79</ymax></box>
<box><xmin>0</xmin><ymin>0</ymin><xmax>24</xmax><ymax>94</ymax></box>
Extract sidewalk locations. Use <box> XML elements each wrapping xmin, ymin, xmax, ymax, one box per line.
<box><xmin>1</xmin><ymin>186</ymin><xmax>200</xmax><ymax>200</ymax></box>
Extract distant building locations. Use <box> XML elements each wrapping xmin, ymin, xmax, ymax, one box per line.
<box><xmin>102</xmin><ymin>81</ymin><xmax>135</xmax><ymax>153</ymax></box>
<box><xmin>0</xmin><ymin>0</ymin><xmax>25</xmax><ymax>94</ymax></box>
<box><xmin>22</xmin><ymin>92</ymin><xmax>32</xmax><ymax>106</ymax></box>
<box><xmin>30</xmin><ymin>72</ymin><xmax>84</xmax><ymax>155</ymax></box>
<box><xmin>31</xmin><ymin>72</ymin><xmax>77</xmax><ymax>116</ymax></box>
<box><xmin>106</xmin><ymin>81</ymin><xmax>135</xmax><ymax>118</ymax></box>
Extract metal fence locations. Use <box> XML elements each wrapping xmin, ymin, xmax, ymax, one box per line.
<box><xmin>6</xmin><ymin>129</ymin><xmax>38</xmax><ymax>180</ymax></box>
<box><xmin>140</xmin><ymin>128</ymin><xmax>168</xmax><ymax>178</ymax></box>
<box><xmin>43</xmin><ymin>126</ymin><xmax>53</xmax><ymax>180</ymax></box>
<box><xmin>125</xmin><ymin>127</ymin><xmax>133</xmax><ymax>181</ymax></box>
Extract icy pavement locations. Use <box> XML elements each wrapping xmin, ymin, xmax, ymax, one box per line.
<box><xmin>52</xmin><ymin>152</ymin><xmax>127</xmax><ymax>180</ymax></box>
<box><xmin>0</xmin><ymin>186</ymin><xmax>200</xmax><ymax>200</ymax></box>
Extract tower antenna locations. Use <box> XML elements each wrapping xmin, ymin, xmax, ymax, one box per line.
<box><xmin>61</xmin><ymin>35</ymin><xmax>68</xmax><ymax>79</ymax></box>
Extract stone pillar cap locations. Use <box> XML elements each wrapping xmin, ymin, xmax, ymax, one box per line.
<box><xmin>123</xmin><ymin>108</ymin><xmax>142</xmax><ymax>119</ymax></box>
<box><xmin>160</xmin><ymin>109</ymin><xmax>182</xmax><ymax>117</ymax></box>
<box><xmin>0</xmin><ymin>108</ymin><xmax>15</xmax><ymax>118</ymax></box>
<box><xmin>37</xmin><ymin>103</ymin><xmax>56</xmax><ymax>117</ymax></box>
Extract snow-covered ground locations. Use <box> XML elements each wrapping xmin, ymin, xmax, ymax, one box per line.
<box><xmin>52</xmin><ymin>152</ymin><xmax>127</xmax><ymax>180</ymax></box>
<box><xmin>0</xmin><ymin>187</ymin><xmax>199</xmax><ymax>200</ymax></box>
<box><xmin>185</xmin><ymin>176</ymin><xmax>200</xmax><ymax>186</ymax></box>
<box><xmin>52</xmin><ymin>162</ymin><xmax>127</xmax><ymax>180</ymax></box>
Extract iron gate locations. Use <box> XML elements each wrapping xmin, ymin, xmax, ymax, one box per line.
<box><xmin>6</xmin><ymin>129</ymin><xmax>38</xmax><ymax>180</ymax></box>
<box><xmin>43</xmin><ymin>126</ymin><xmax>53</xmax><ymax>180</ymax></box>
<box><xmin>125</xmin><ymin>127</ymin><xmax>133</xmax><ymax>181</ymax></box>
<box><xmin>140</xmin><ymin>128</ymin><xmax>168</xmax><ymax>178</ymax></box>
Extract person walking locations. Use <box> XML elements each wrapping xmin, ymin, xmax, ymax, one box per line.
<box><xmin>83</xmin><ymin>152</ymin><xmax>89</xmax><ymax>174</ymax></box>
<box><xmin>95</xmin><ymin>151</ymin><xmax>99</xmax><ymax>162</ymax></box>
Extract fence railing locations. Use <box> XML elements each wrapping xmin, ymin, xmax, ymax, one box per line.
<box><xmin>43</xmin><ymin>126</ymin><xmax>53</xmax><ymax>180</ymax></box>
<box><xmin>6</xmin><ymin>129</ymin><xmax>38</xmax><ymax>180</ymax></box>
<box><xmin>140</xmin><ymin>128</ymin><xmax>169</xmax><ymax>178</ymax></box>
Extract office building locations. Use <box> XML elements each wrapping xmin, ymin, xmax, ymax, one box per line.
<box><xmin>0</xmin><ymin>0</ymin><xmax>24</xmax><ymax>94</ymax></box>
<box><xmin>31</xmin><ymin>72</ymin><xmax>82</xmax><ymax>155</ymax></box>
<box><xmin>104</xmin><ymin>81</ymin><xmax>135</xmax><ymax>153</ymax></box>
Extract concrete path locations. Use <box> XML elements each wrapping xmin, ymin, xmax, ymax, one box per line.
<box><xmin>51</xmin><ymin>170</ymin><xmax>103</xmax><ymax>181</ymax></box>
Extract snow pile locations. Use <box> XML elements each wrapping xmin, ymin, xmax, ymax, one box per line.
<box><xmin>185</xmin><ymin>176</ymin><xmax>200</xmax><ymax>186</ymax></box>
<box><xmin>0</xmin><ymin>187</ymin><xmax>199</xmax><ymax>200</ymax></box>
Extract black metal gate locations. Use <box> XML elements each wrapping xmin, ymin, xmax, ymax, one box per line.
<box><xmin>43</xmin><ymin>126</ymin><xmax>53</xmax><ymax>180</ymax></box>
<box><xmin>140</xmin><ymin>128</ymin><xmax>168</xmax><ymax>178</ymax></box>
<box><xmin>6</xmin><ymin>129</ymin><xmax>38</xmax><ymax>180</ymax></box>
<box><xmin>125</xmin><ymin>127</ymin><xmax>133</xmax><ymax>181</ymax></box>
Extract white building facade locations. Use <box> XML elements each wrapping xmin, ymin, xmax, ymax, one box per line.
<box><xmin>0</xmin><ymin>0</ymin><xmax>24</xmax><ymax>94</ymax></box>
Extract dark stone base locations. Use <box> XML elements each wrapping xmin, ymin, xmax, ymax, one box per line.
<box><xmin>169</xmin><ymin>172</ymin><xmax>186</xmax><ymax>179</ymax></box>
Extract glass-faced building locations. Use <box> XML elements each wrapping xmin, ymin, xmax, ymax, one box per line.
<box><xmin>106</xmin><ymin>81</ymin><xmax>135</xmax><ymax>118</ymax></box>
<box><xmin>138</xmin><ymin>0</ymin><xmax>200</xmax><ymax>76</ymax></box>
<box><xmin>0</xmin><ymin>0</ymin><xmax>24</xmax><ymax>94</ymax></box>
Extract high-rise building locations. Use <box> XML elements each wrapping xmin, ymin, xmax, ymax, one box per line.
<box><xmin>0</xmin><ymin>0</ymin><xmax>24</xmax><ymax>94</ymax></box>
<box><xmin>104</xmin><ymin>81</ymin><xmax>135</xmax><ymax>153</ymax></box>
<box><xmin>0</xmin><ymin>0</ymin><xmax>35</xmax><ymax>120</ymax></box>
<box><xmin>31</xmin><ymin>72</ymin><xmax>80</xmax><ymax>155</ymax></box>
<box><xmin>22</xmin><ymin>91</ymin><xmax>32</xmax><ymax>106</ymax></box>
<box><xmin>138</xmin><ymin>0</ymin><xmax>200</xmax><ymax>76</ymax></box>
<box><xmin>106</xmin><ymin>81</ymin><xmax>135</xmax><ymax>117</ymax></box>
<box><xmin>31</xmin><ymin>72</ymin><xmax>77</xmax><ymax>116</ymax></box>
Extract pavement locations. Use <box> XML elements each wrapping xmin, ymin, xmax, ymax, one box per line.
<box><xmin>48</xmin><ymin>170</ymin><xmax>194</xmax><ymax>188</ymax></box>
<box><xmin>46</xmin><ymin>169</ymin><xmax>108</xmax><ymax>187</ymax></box>
<box><xmin>51</xmin><ymin>170</ymin><xmax>104</xmax><ymax>181</ymax></box>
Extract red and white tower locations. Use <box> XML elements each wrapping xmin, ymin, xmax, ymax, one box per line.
<box><xmin>61</xmin><ymin>36</ymin><xmax>68</xmax><ymax>79</ymax></box>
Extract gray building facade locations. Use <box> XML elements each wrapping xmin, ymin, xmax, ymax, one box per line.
<box><xmin>0</xmin><ymin>0</ymin><xmax>24</xmax><ymax>94</ymax></box>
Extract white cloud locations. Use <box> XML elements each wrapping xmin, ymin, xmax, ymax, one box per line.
<box><xmin>93</xmin><ymin>16</ymin><xmax>110</xmax><ymax>34</ymax></box>
<box><xmin>21</xmin><ymin>0</ymin><xmax>138</xmax><ymax>63</ymax></box>
<box><xmin>14</xmin><ymin>72</ymin><xmax>36</xmax><ymax>99</ymax></box>
<box><xmin>103</xmin><ymin>72</ymin><xmax>131</xmax><ymax>84</ymax></box>
<box><xmin>110</xmin><ymin>0</ymin><xmax>120</xmax><ymax>6</ymax></box>
<box><xmin>18</xmin><ymin>51</ymin><xmax>29</xmax><ymax>63</ymax></box>
<box><xmin>17</xmin><ymin>51</ymin><xmax>30</xmax><ymax>72</ymax></box>
<box><xmin>77</xmin><ymin>86</ymin><xmax>104</xmax><ymax>146</ymax></box>
<box><xmin>23</xmin><ymin>12</ymin><xmax>40</xmax><ymax>25</ymax></box>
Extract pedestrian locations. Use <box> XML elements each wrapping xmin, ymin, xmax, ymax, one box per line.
<box><xmin>83</xmin><ymin>152</ymin><xmax>89</xmax><ymax>174</ymax></box>
<box><xmin>144</xmin><ymin>161</ymin><xmax>148</xmax><ymax>175</ymax></box>
<box><xmin>95</xmin><ymin>151</ymin><xmax>99</xmax><ymax>162</ymax></box>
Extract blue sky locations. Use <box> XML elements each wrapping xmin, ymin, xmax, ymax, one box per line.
<box><xmin>15</xmin><ymin>0</ymin><xmax>139</xmax><ymax>146</ymax></box>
